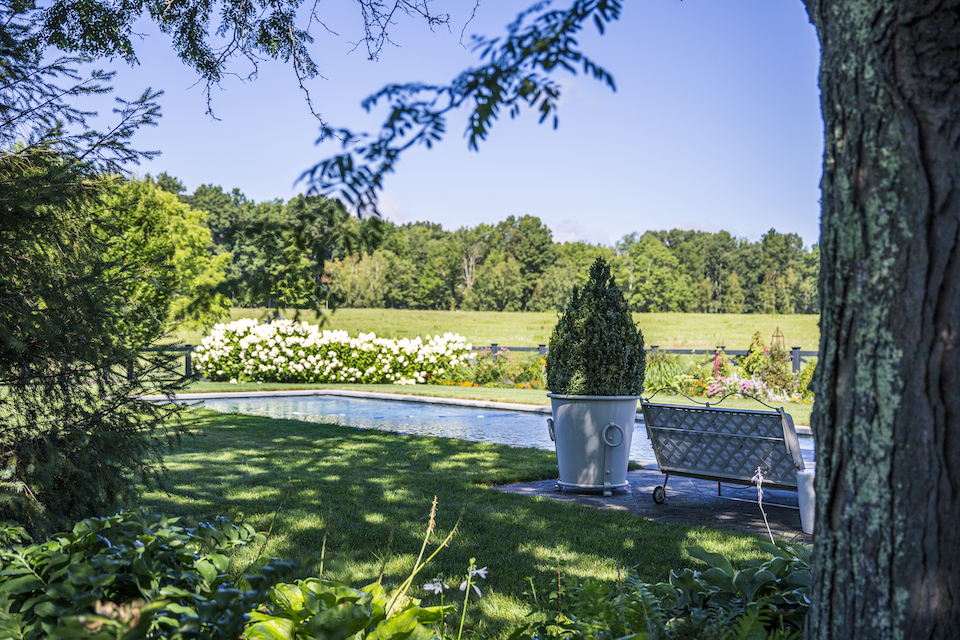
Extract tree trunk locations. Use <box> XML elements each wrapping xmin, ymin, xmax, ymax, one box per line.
<box><xmin>804</xmin><ymin>1</ymin><xmax>960</xmax><ymax>637</ymax></box>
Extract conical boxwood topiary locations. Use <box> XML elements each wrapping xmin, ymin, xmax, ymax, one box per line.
<box><xmin>546</xmin><ymin>257</ymin><xmax>645</xmax><ymax>395</ymax></box>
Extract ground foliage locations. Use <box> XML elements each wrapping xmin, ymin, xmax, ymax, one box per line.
<box><xmin>0</xmin><ymin>510</ymin><xmax>300</xmax><ymax>639</ymax></box>
<box><xmin>512</xmin><ymin>542</ymin><xmax>810</xmax><ymax>640</ymax></box>
<box><xmin>0</xmin><ymin>507</ymin><xmax>808</xmax><ymax>640</ymax></box>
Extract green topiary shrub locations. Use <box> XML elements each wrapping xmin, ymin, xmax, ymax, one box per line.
<box><xmin>546</xmin><ymin>258</ymin><xmax>645</xmax><ymax>395</ymax></box>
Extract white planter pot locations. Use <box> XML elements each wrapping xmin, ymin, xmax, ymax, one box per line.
<box><xmin>547</xmin><ymin>393</ymin><xmax>640</xmax><ymax>496</ymax></box>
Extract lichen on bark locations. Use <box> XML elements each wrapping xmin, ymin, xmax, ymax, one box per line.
<box><xmin>804</xmin><ymin>0</ymin><xmax>960</xmax><ymax>637</ymax></box>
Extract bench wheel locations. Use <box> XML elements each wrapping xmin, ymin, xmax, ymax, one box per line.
<box><xmin>652</xmin><ymin>486</ymin><xmax>665</xmax><ymax>504</ymax></box>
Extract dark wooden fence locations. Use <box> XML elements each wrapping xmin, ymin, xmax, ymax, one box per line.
<box><xmin>474</xmin><ymin>344</ymin><xmax>819</xmax><ymax>374</ymax></box>
<box><xmin>154</xmin><ymin>343</ymin><xmax>819</xmax><ymax>380</ymax></box>
<box><xmin>140</xmin><ymin>345</ymin><xmax>195</xmax><ymax>378</ymax></box>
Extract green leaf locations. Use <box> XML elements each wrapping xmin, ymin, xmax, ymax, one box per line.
<box><xmin>164</xmin><ymin>603</ymin><xmax>198</xmax><ymax>618</ymax></box>
<box><xmin>271</xmin><ymin>583</ymin><xmax>306</xmax><ymax>615</ymax></box>
<box><xmin>244</xmin><ymin>616</ymin><xmax>296</xmax><ymax>640</ymax></box>
<box><xmin>367</xmin><ymin>606</ymin><xmax>419</xmax><ymax>640</ymax></box>
<box><xmin>194</xmin><ymin>560</ymin><xmax>217</xmax><ymax>584</ymax></box>
<box><xmin>783</xmin><ymin>571</ymin><xmax>812</xmax><ymax>588</ymax></box>
<box><xmin>33</xmin><ymin>601</ymin><xmax>63</xmax><ymax>617</ymax></box>
<box><xmin>698</xmin><ymin>567</ymin><xmax>735</xmax><ymax>593</ymax></box>
<box><xmin>686</xmin><ymin>546</ymin><xmax>734</xmax><ymax>576</ymax></box>
<box><xmin>0</xmin><ymin>575</ymin><xmax>43</xmax><ymax>595</ymax></box>
<box><xmin>416</xmin><ymin>604</ymin><xmax>454</xmax><ymax>624</ymax></box>
<box><xmin>303</xmin><ymin>579</ymin><xmax>364</xmax><ymax>608</ymax></box>
<box><xmin>306</xmin><ymin>602</ymin><xmax>374</xmax><ymax>640</ymax></box>
<box><xmin>208</xmin><ymin>553</ymin><xmax>230</xmax><ymax>573</ymax></box>
<box><xmin>736</xmin><ymin>568</ymin><xmax>777</xmax><ymax>602</ymax></box>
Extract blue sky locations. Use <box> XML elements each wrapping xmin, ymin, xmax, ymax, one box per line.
<box><xmin>91</xmin><ymin>0</ymin><xmax>823</xmax><ymax>247</ymax></box>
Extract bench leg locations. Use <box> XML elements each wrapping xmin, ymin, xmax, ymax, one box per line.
<box><xmin>653</xmin><ymin>474</ymin><xmax>669</xmax><ymax>504</ymax></box>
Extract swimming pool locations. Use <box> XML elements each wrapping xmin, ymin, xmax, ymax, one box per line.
<box><xmin>196</xmin><ymin>394</ymin><xmax>815</xmax><ymax>467</ymax></box>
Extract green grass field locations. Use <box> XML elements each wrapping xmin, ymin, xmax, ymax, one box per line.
<box><xmin>135</xmin><ymin>409</ymin><xmax>775</xmax><ymax>637</ymax></box>
<box><xmin>170</xmin><ymin>308</ymin><xmax>820</xmax><ymax>351</ymax></box>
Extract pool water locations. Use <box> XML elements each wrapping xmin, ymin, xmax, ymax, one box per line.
<box><xmin>197</xmin><ymin>395</ymin><xmax>815</xmax><ymax>467</ymax></box>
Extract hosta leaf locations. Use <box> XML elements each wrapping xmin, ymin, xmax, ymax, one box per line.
<box><xmin>698</xmin><ymin>567</ymin><xmax>735</xmax><ymax>593</ymax></box>
<box><xmin>686</xmin><ymin>546</ymin><xmax>734</xmax><ymax>576</ymax></box>
<box><xmin>244</xmin><ymin>616</ymin><xmax>296</xmax><ymax>640</ymax></box>
<box><xmin>195</xmin><ymin>560</ymin><xmax>217</xmax><ymax>584</ymax></box>
<box><xmin>783</xmin><ymin>571</ymin><xmax>811</xmax><ymax>588</ymax></box>
<box><xmin>416</xmin><ymin>604</ymin><xmax>455</xmax><ymax>624</ymax></box>
<box><xmin>271</xmin><ymin>583</ymin><xmax>306</xmax><ymax>615</ymax></box>
<box><xmin>738</xmin><ymin>569</ymin><xmax>776</xmax><ymax>602</ymax></box>
<box><xmin>367</xmin><ymin>606</ymin><xmax>419</xmax><ymax>640</ymax></box>
<box><xmin>306</xmin><ymin>602</ymin><xmax>374</xmax><ymax>640</ymax></box>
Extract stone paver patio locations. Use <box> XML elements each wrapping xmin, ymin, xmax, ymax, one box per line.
<box><xmin>496</xmin><ymin>466</ymin><xmax>812</xmax><ymax>543</ymax></box>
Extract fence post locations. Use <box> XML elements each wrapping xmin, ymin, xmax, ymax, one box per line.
<box><xmin>490</xmin><ymin>343</ymin><xmax>498</xmax><ymax>355</ymax></box>
<box><xmin>127</xmin><ymin>358</ymin><xmax>134</xmax><ymax>382</ymax></box>
<box><xmin>538</xmin><ymin>344</ymin><xmax>547</xmax><ymax>355</ymax></box>
<box><xmin>185</xmin><ymin>349</ymin><xmax>192</xmax><ymax>377</ymax></box>
<box><xmin>716</xmin><ymin>345</ymin><xmax>734</xmax><ymax>367</ymax></box>
<box><xmin>792</xmin><ymin>346</ymin><xmax>802</xmax><ymax>373</ymax></box>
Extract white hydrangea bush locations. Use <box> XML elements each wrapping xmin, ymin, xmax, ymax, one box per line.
<box><xmin>192</xmin><ymin>318</ymin><xmax>472</xmax><ymax>385</ymax></box>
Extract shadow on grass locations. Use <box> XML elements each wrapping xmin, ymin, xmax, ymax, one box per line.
<box><xmin>136</xmin><ymin>409</ymin><xmax>767</xmax><ymax>637</ymax></box>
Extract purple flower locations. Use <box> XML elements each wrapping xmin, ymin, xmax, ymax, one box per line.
<box><xmin>424</xmin><ymin>579</ymin><xmax>449</xmax><ymax>594</ymax></box>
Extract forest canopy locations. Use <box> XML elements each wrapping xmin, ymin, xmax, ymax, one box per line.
<box><xmin>164</xmin><ymin>176</ymin><xmax>819</xmax><ymax>315</ymax></box>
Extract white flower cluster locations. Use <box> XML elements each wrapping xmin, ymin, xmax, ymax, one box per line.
<box><xmin>192</xmin><ymin>318</ymin><xmax>472</xmax><ymax>385</ymax></box>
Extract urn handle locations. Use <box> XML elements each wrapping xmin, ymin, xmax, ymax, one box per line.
<box><xmin>602</xmin><ymin>422</ymin><xmax>624</xmax><ymax>447</ymax></box>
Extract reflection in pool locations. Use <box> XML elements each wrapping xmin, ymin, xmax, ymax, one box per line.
<box><xmin>196</xmin><ymin>395</ymin><xmax>815</xmax><ymax>467</ymax></box>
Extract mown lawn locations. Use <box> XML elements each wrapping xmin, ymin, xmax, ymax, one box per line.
<box><xmin>136</xmin><ymin>409</ymin><xmax>773</xmax><ymax>637</ymax></box>
<box><xmin>169</xmin><ymin>308</ymin><xmax>820</xmax><ymax>351</ymax></box>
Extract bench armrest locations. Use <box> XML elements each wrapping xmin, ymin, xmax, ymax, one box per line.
<box><xmin>781</xmin><ymin>410</ymin><xmax>806</xmax><ymax>471</ymax></box>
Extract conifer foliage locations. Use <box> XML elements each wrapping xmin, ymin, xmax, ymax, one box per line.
<box><xmin>546</xmin><ymin>258</ymin><xmax>645</xmax><ymax>396</ymax></box>
<box><xmin>0</xmin><ymin>4</ymin><xmax>187</xmax><ymax>534</ymax></box>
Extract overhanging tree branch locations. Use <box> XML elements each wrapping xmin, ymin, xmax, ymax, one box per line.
<box><xmin>300</xmin><ymin>0</ymin><xmax>621</xmax><ymax>217</ymax></box>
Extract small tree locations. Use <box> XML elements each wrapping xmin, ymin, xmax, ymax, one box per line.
<box><xmin>546</xmin><ymin>258</ymin><xmax>645</xmax><ymax>395</ymax></box>
<box><xmin>0</xmin><ymin>6</ymin><xmax>187</xmax><ymax>534</ymax></box>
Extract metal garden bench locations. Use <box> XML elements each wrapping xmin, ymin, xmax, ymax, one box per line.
<box><xmin>639</xmin><ymin>393</ymin><xmax>809</xmax><ymax>504</ymax></box>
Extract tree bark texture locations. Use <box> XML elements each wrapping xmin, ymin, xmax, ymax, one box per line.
<box><xmin>804</xmin><ymin>1</ymin><xmax>960</xmax><ymax>637</ymax></box>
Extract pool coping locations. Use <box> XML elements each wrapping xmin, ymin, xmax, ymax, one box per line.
<box><xmin>138</xmin><ymin>389</ymin><xmax>813</xmax><ymax>435</ymax></box>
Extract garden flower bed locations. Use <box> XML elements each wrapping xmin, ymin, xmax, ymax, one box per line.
<box><xmin>193</xmin><ymin>318</ymin><xmax>472</xmax><ymax>385</ymax></box>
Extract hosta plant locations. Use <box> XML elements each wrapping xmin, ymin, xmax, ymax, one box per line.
<box><xmin>243</xmin><ymin>578</ymin><xmax>454</xmax><ymax>640</ymax></box>
<box><xmin>0</xmin><ymin>509</ymin><xmax>298</xmax><ymax>640</ymax></box>
<box><xmin>511</xmin><ymin>541</ymin><xmax>811</xmax><ymax>640</ymax></box>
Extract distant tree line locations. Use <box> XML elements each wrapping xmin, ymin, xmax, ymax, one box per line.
<box><xmin>160</xmin><ymin>175</ymin><xmax>819</xmax><ymax>314</ymax></box>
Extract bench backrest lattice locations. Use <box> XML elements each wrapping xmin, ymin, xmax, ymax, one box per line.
<box><xmin>641</xmin><ymin>403</ymin><xmax>806</xmax><ymax>490</ymax></box>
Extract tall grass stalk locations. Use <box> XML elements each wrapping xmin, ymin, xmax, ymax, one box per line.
<box><xmin>386</xmin><ymin>497</ymin><xmax>460</xmax><ymax>615</ymax></box>
<box><xmin>319</xmin><ymin>506</ymin><xmax>332</xmax><ymax>580</ymax></box>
